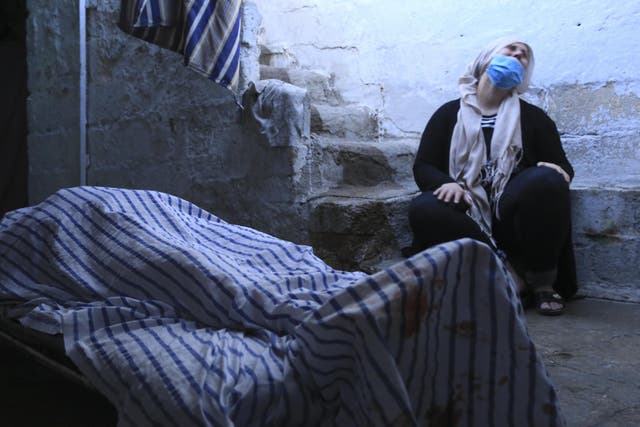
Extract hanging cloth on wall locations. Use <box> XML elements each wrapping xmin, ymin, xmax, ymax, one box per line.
<box><xmin>118</xmin><ymin>0</ymin><xmax>242</xmax><ymax>92</ymax></box>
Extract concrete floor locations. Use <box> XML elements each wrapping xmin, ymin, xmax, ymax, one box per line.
<box><xmin>527</xmin><ymin>297</ymin><xmax>640</xmax><ymax>427</ymax></box>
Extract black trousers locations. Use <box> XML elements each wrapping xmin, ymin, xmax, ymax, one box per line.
<box><xmin>408</xmin><ymin>166</ymin><xmax>571</xmax><ymax>272</ymax></box>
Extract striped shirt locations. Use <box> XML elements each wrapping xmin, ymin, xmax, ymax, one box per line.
<box><xmin>481</xmin><ymin>113</ymin><xmax>497</xmax><ymax>149</ymax></box>
<box><xmin>480</xmin><ymin>114</ymin><xmax>497</xmax><ymax>193</ymax></box>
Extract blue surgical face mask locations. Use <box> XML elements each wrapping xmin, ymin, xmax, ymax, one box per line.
<box><xmin>486</xmin><ymin>55</ymin><xmax>524</xmax><ymax>90</ymax></box>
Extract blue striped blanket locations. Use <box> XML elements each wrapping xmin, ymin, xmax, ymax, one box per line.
<box><xmin>119</xmin><ymin>0</ymin><xmax>241</xmax><ymax>91</ymax></box>
<box><xmin>0</xmin><ymin>187</ymin><xmax>565</xmax><ymax>426</ymax></box>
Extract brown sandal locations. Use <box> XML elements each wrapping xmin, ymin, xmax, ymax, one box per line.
<box><xmin>534</xmin><ymin>290</ymin><xmax>565</xmax><ymax>316</ymax></box>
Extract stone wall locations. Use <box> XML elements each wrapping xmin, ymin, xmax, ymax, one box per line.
<box><xmin>258</xmin><ymin>0</ymin><xmax>640</xmax><ymax>181</ymax></box>
<box><xmin>25</xmin><ymin>1</ymin><xmax>640</xmax><ymax>298</ymax></box>
<box><xmin>256</xmin><ymin>1</ymin><xmax>640</xmax><ymax>298</ymax></box>
<box><xmin>26</xmin><ymin>0</ymin><xmax>315</xmax><ymax>242</ymax></box>
<box><xmin>27</xmin><ymin>0</ymin><xmax>81</xmax><ymax>199</ymax></box>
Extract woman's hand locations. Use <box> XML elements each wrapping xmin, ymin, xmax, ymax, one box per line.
<box><xmin>434</xmin><ymin>182</ymin><xmax>473</xmax><ymax>205</ymax></box>
<box><xmin>537</xmin><ymin>162</ymin><xmax>571</xmax><ymax>183</ymax></box>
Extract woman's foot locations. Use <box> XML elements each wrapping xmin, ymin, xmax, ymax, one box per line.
<box><xmin>524</xmin><ymin>269</ymin><xmax>564</xmax><ymax>315</ymax></box>
<box><xmin>534</xmin><ymin>287</ymin><xmax>565</xmax><ymax>316</ymax></box>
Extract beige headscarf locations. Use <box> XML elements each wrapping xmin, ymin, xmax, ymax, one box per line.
<box><xmin>449</xmin><ymin>36</ymin><xmax>535</xmax><ymax>237</ymax></box>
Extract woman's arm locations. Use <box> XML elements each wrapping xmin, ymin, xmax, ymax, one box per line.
<box><xmin>537</xmin><ymin>112</ymin><xmax>574</xmax><ymax>180</ymax></box>
<box><xmin>522</xmin><ymin>102</ymin><xmax>575</xmax><ymax>181</ymax></box>
<box><xmin>413</xmin><ymin>100</ymin><xmax>459</xmax><ymax>191</ymax></box>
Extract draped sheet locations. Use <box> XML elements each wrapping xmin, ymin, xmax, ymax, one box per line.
<box><xmin>0</xmin><ymin>187</ymin><xmax>565</xmax><ymax>426</ymax></box>
<box><xmin>118</xmin><ymin>0</ymin><xmax>242</xmax><ymax>91</ymax></box>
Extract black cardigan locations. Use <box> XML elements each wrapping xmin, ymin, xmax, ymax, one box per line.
<box><xmin>412</xmin><ymin>98</ymin><xmax>577</xmax><ymax>298</ymax></box>
<box><xmin>413</xmin><ymin>98</ymin><xmax>574</xmax><ymax>192</ymax></box>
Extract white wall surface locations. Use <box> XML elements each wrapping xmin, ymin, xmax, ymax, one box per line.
<box><xmin>257</xmin><ymin>0</ymin><xmax>640</xmax><ymax>152</ymax></box>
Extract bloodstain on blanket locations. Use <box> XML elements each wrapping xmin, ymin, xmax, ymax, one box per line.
<box><xmin>445</xmin><ymin>321</ymin><xmax>476</xmax><ymax>337</ymax></box>
<box><xmin>404</xmin><ymin>288</ymin><xmax>429</xmax><ymax>337</ymax></box>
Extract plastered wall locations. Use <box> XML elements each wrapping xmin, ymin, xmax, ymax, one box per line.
<box><xmin>258</xmin><ymin>0</ymin><xmax>640</xmax><ymax>183</ymax></box>
<box><xmin>25</xmin><ymin>0</ymin><xmax>640</xmax><ymax>255</ymax></box>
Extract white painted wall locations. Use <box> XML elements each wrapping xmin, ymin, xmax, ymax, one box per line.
<box><xmin>257</xmin><ymin>0</ymin><xmax>640</xmax><ymax>176</ymax></box>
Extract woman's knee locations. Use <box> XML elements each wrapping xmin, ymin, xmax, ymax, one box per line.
<box><xmin>409</xmin><ymin>192</ymin><xmax>476</xmax><ymax>232</ymax></box>
<box><xmin>409</xmin><ymin>193</ymin><xmax>448</xmax><ymax>226</ymax></box>
<box><xmin>409</xmin><ymin>192</ymin><xmax>489</xmax><ymax>248</ymax></box>
<box><xmin>507</xmin><ymin>166</ymin><xmax>570</xmax><ymax>202</ymax></box>
<box><xmin>498</xmin><ymin>166</ymin><xmax>570</xmax><ymax>222</ymax></box>
<box><xmin>529</xmin><ymin>166</ymin><xmax>569</xmax><ymax>193</ymax></box>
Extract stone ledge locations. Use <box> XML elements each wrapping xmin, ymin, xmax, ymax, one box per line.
<box><xmin>571</xmin><ymin>186</ymin><xmax>640</xmax><ymax>302</ymax></box>
<box><xmin>307</xmin><ymin>135</ymin><xmax>418</xmax><ymax>194</ymax></box>
<box><xmin>308</xmin><ymin>183</ymin><xmax>418</xmax><ymax>272</ymax></box>
<box><xmin>310</xmin><ymin>104</ymin><xmax>379</xmax><ymax>139</ymax></box>
<box><xmin>306</xmin><ymin>182</ymin><xmax>639</xmax><ymax>302</ymax></box>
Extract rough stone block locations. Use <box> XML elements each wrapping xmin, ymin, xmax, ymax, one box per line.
<box><xmin>571</xmin><ymin>187</ymin><xmax>640</xmax><ymax>302</ymax></box>
<box><xmin>309</xmin><ymin>184</ymin><xmax>417</xmax><ymax>271</ymax></box>
<box><xmin>87</xmin><ymin>56</ymin><xmax>234</xmax><ymax>126</ymax></box>
<box><xmin>309</xmin><ymin>136</ymin><xmax>417</xmax><ymax>191</ymax></box>
<box><xmin>26</xmin><ymin>0</ymin><xmax>80</xmax><ymax>93</ymax></box>
<box><xmin>574</xmin><ymin>238</ymin><xmax>640</xmax><ymax>302</ymax></box>
<box><xmin>260</xmin><ymin>65</ymin><xmax>341</xmax><ymax>105</ymax></box>
<box><xmin>28</xmin><ymin>171</ymin><xmax>80</xmax><ymax>205</ymax></box>
<box><xmin>187</xmin><ymin>180</ymin><xmax>309</xmax><ymax>245</ymax></box>
<box><xmin>87</xmin><ymin>118</ymin><xmax>181</xmax><ymax>169</ymax></box>
<box><xmin>86</xmin><ymin>8</ymin><xmax>235</xmax><ymax>127</ymax></box>
<box><xmin>310</xmin><ymin>103</ymin><xmax>379</xmax><ymax>139</ymax></box>
<box><xmin>564</xmin><ymin>134</ymin><xmax>640</xmax><ymax>187</ymax></box>
<box><xmin>547</xmin><ymin>83</ymin><xmax>640</xmax><ymax>137</ymax></box>
<box><xmin>28</xmin><ymin>130</ymin><xmax>80</xmax><ymax>173</ymax></box>
<box><xmin>87</xmin><ymin>166</ymin><xmax>137</xmax><ymax>190</ymax></box>
<box><xmin>27</xmin><ymin>86</ymin><xmax>80</xmax><ymax>134</ymax></box>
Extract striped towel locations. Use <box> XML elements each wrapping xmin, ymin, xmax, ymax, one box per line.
<box><xmin>119</xmin><ymin>0</ymin><xmax>242</xmax><ymax>91</ymax></box>
<box><xmin>132</xmin><ymin>0</ymin><xmax>177</xmax><ymax>26</ymax></box>
<box><xmin>0</xmin><ymin>187</ymin><xmax>565</xmax><ymax>426</ymax></box>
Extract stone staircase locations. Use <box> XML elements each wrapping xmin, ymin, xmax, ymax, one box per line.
<box><xmin>305</xmin><ymin>136</ymin><xmax>418</xmax><ymax>272</ymax></box>
<box><xmin>251</xmin><ymin>65</ymin><xmax>640</xmax><ymax>301</ymax></box>
<box><xmin>259</xmin><ymin>65</ymin><xmax>419</xmax><ymax>272</ymax></box>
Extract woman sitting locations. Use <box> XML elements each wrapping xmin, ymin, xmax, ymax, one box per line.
<box><xmin>407</xmin><ymin>37</ymin><xmax>577</xmax><ymax>315</ymax></box>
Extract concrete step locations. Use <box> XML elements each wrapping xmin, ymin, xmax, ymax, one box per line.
<box><xmin>570</xmin><ymin>178</ymin><xmax>640</xmax><ymax>303</ymax></box>
<box><xmin>307</xmin><ymin>135</ymin><xmax>418</xmax><ymax>196</ymax></box>
<box><xmin>308</xmin><ymin>183</ymin><xmax>418</xmax><ymax>272</ymax></box>
<box><xmin>306</xmin><ymin>175</ymin><xmax>640</xmax><ymax>303</ymax></box>
<box><xmin>260</xmin><ymin>65</ymin><xmax>341</xmax><ymax>105</ymax></box>
<box><xmin>260</xmin><ymin>65</ymin><xmax>380</xmax><ymax>139</ymax></box>
<box><xmin>563</xmin><ymin>133</ymin><xmax>639</xmax><ymax>301</ymax></box>
<box><xmin>310</xmin><ymin>103</ymin><xmax>379</xmax><ymax>139</ymax></box>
